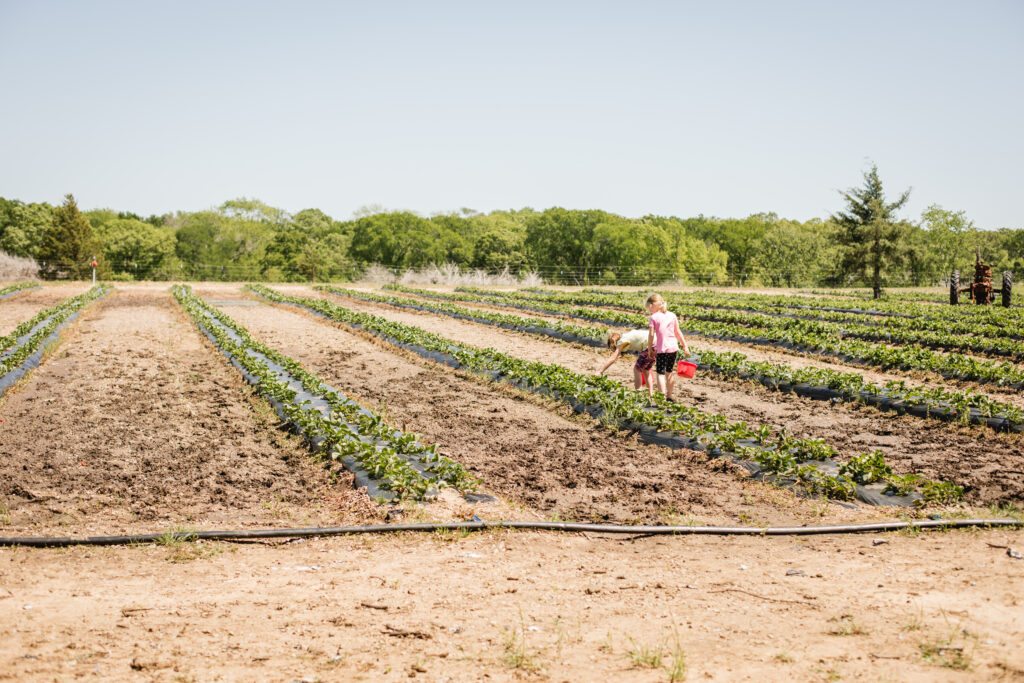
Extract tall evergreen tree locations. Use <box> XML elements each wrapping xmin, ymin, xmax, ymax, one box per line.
<box><xmin>832</xmin><ymin>164</ymin><xmax>911</xmax><ymax>298</ymax></box>
<box><xmin>38</xmin><ymin>194</ymin><xmax>101</xmax><ymax>279</ymax></box>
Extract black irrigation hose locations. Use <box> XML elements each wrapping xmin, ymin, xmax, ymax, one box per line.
<box><xmin>2</xmin><ymin>519</ymin><xmax>1021</xmax><ymax>548</ymax></box>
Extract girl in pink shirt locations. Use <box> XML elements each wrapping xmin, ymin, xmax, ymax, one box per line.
<box><xmin>645</xmin><ymin>293</ymin><xmax>690</xmax><ymax>402</ymax></box>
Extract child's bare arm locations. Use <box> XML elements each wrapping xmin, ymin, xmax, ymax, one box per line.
<box><xmin>599</xmin><ymin>345</ymin><xmax>622</xmax><ymax>375</ymax></box>
<box><xmin>674</xmin><ymin>320</ymin><xmax>690</xmax><ymax>355</ymax></box>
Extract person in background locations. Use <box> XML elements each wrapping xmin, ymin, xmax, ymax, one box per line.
<box><xmin>599</xmin><ymin>329</ymin><xmax>655</xmax><ymax>400</ymax></box>
<box><xmin>646</xmin><ymin>293</ymin><xmax>690</xmax><ymax>402</ymax></box>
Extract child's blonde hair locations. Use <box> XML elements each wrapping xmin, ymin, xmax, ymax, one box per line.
<box><xmin>646</xmin><ymin>293</ymin><xmax>668</xmax><ymax>313</ymax></box>
<box><xmin>606</xmin><ymin>330</ymin><xmax>622</xmax><ymax>349</ymax></box>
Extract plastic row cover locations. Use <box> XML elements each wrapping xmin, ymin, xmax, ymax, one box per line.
<box><xmin>0</xmin><ymin>286</ymin><xmax>41</xmax><ymax>302</ymax></box>
<box><xmin>269</xmin><ymin>293</ymin><xmax>921</xmax><ymax>507</ymax></box>
<box><xmin>191</xmin><ymin>305</ymin><xmax>437</xmax><ymax>501</ymax></box>
<box><xmin>337</xmin><ymin>291</ymin><xmax>606</xmax><ymax>349</ymax></box>
<box><xmin>354</xmin><ymin>292</ymin><xmax>1024</xmax><ymax>434</ymax></box>
<box><xmin>0</xmin><ymin>289</ymin><xmax>111</xmax><ymax>398</ymax></box>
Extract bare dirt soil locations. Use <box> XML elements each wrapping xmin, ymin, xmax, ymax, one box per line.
<box><xmin>2</xmin><ymin>526</ymin><xmax>1022</xmax><ymax>682</ymax></box>
<box><xmin>0</xmin><ymin>287</ymin><xmax>370</xmax><ymax>535</ymax></box>
<box><xmin>1</xmin><ymin>283</ymin><xmax>1022</xmax><ymax>682</ymax></box>
<box><xmin>0</xmin><ymin>283</ymin><xmax>90</xmax><ymax>336</ymax></box>
<box><xmin>309</xmin><ymin>288</ymin><xmax>1024</xmax><ymax>506</ymax></box>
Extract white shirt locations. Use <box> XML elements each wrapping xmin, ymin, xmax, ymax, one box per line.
<box><xmin>618</xmin><ymin>329</ymin><xmax>649</xmax><ymax>352</ymax></box>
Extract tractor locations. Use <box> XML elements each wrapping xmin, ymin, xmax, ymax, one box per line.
<box><xmin>950</xmin><ymin>250</ymin><xmax>1013</xmax><ymax>307</ymax></box>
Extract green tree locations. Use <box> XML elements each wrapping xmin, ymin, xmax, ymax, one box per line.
<box><xmin>832</xmin><ymin>164</ymin><xmax>912</xmax><ymax>298</ymax></box>
<box><xmin>646</xmin><ymin>215</ymin><xmax>730</xmax><ymax>284</ymax></box>
<box><xmin>920</xmin><ymin>204</ymin><xmax>975</xmax><ymax>278</ymax></box>
<box><xmin>348</xmin><ymin>211</ymin><xmax>435</xmax><ymax>268</ymax></box>
<box><xmin>175</xmin><ymin>209</ymin><xmax>273</xmax><ymax>280</ymax></box>
<box><xmin>750</xmin><ymin>219</ymin><xmax>835</xmax><ymax>287</ymax></box>
<box><xmin>96</xmin><ymin>218</ymin><xmax>174</xmax><ymax>279</ymax></box>
<box><xmin>38</xmin><ymin>194</ymin><xmax>102</xmax><ymax>279</ymax></box>
<box><xmin>472</xmin><ymin>228</ymin><xmax>528</xmax><ymax>271</ymax></box>
<box><xmin>525</xmin><ymin>208</ymin><xmax>612</xmax><ymax>283</ymax></box>
<box><xmin>0</xmin><ymin>198</ymin><xmax>53</xmax><ymax>258</ymax></box>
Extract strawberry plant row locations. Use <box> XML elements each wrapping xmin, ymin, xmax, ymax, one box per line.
<box><xmin>579</xmin><ymin>286</ymin><xmax>1022</xmax><ymax>323</ymax></box>
<box><xmin>453</xmin><ymin>287</ymin><xmax>1024</xmax><ymax>356</ymax></box>
<box><xmin>387</xmin><ymin>285</ymin><xmax>1024</xmax><ymax>390</ymax></box>
<box><xmin>317</xmin><ymin>285</ymin><xmax>608</xmax><ymax>348</ymax></box>
<box><xmin>0</xmin><ymin>284</ymin><xmax>110</xmax><ymax>398</ymax></box>
<box><xmin>251</xmin><ymin>285</ymin><xmax>964</xmax><ymax>506</ymax></box>
<box><xmin>0</xmin><ymin>282</ymin><xmax>40</xmax><ymax>301</ymax></box>
<box><xmin>543</xmin><ymin>287</ymin><xmax>1024</xmax><ymax>341</ymax></box>
<box><xmin>171</xmin><ymin>285</ymin><xmax>476</xmax><ymax>502</ymax></box>
<box><xmin>322</xmin><ymin>286</ymin><xmax>1023</xmax><ymax>433</ymax></box>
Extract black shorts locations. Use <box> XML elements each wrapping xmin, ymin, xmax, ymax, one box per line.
<box><xmin>655</xmin><ymin>352</ymin><xmax>677</xmax><ymax>375</ymax></box>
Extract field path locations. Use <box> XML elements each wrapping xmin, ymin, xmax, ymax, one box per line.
<box><xmin>3</xmin><ymin>526</ymin><xmax>1023</xmax><ymax>681</ymax></box>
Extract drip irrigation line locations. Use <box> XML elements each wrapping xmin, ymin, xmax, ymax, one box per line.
<box><xmin>2</xmin><ymin>518</ymin><xmax>1020</xmax><ymax>548</ymax></box>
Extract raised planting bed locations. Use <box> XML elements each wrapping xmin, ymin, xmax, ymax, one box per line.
<box><xmin>0</xmin><ymin>282</ymin><xmax>41</xmax><ymax>301</ymax></box>
<box><xmin>539</xmin><ymin>287</ymin><xmax>1024</xmax><ymax>341</ymax></box>
<box><xmin>171</xmin><ymin>285</ymin><xmax>477</xmax><ymax>502</ymax></box>
<box><xmin>321</xmin><ymin>286</ymin><xmax>1024</xmax><ymax>433</ymax></box>
<box><xmin>252</xmin><ymin>284</ymin><xmax>965</xmax><ymax>507</ymax></box>
<box><xmin>386</xmin><ymin>286</ymin><xmax>1024</xmax><ymax>390</ymax></box>
<box><xmin>454</xmin><ymin>287</ymin><xmax>1024</xmax><ymax>357</ymax></box>
<box><xmin>0</xmin><ymin>284</ymin><xmax>110</xmax><ymax>399</ymax></box>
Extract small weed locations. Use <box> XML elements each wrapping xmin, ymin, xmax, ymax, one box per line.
<box><xmin>988</xmin><ymin>503</ymin><xmax>1024</xmax><ymax>521</ymax></box>
<box><xmin>167</xmin><ymin>541</ymin><xmax>225</xmax><ymax>564</ymax></box>
<box><xmin>625</xmin><ymin>636</ymin><xmax>664</xmax><ymax>668</ymax></box>
<box><xmin>666</xmin><ymin>639</ymin><xmax>687</xmax><ymax>681</ymax></box>
<box><xmin>919</xmin><ymin>617</ymin><xmax>975</xmax><ymax>671</ymax></box>
<box><xmin>774</xmin><ymin>651</ymin><xmax>794</xmax><ymax>663</ymax></box>
<box><xmin>502</xmin><ymin>623</ymin><xmax>537</xmax><ymax>670</ymax></box>
<box><xmin>659</xmin><ymin>507</ymin><xmax>700</xmax><ymax>527</ymax></box>
<box><xmin>0</xmin><ymin>500</ymin><xmax>10</xmax><ymax>525</ymax></box>
<box><xmin>432</xmin><ymin>527</ymin><xmax>471</xmax><ymax>543</ymax></box>
<box><xmin>902</xmin><ymin>607</ymin><xmax>925</xmax><ymax>632</ymax></box>
<box><xmin>155</xmin><ymin>527</ymin><xmax>197</xmax><ymax>548</ymax></box>
<box><xmin>827</xmin><ymin>615</ymin><xmax>868</xmax><ymax>636</ymax></box>
<box><xmin>919</xmin><ymin>640</ymin><xmax>971</xmax><ymax>670</ymax></box>
<box><xmin>552</xmin><ymin>617</ymin><xmax>582</xmax><ymax>656</ymax></box>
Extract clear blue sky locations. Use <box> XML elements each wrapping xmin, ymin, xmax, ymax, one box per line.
<box><xmin>1</xmin><ymin>0</ymin><xmax>1021</xmax><ymax>228</ymax></box>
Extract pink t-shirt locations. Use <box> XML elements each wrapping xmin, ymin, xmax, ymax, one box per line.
<box><xmin>648</xmin><ymin>310</ymin><xmax>680</xmax><ymax>354</ymax></box>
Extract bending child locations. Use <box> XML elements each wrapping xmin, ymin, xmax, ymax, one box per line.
<box><xmin>645</xmin><ymin>293</ymin><xmax>690</xmax><ymax>402</ymax></box>
<box><xmin>599</xmin><ymin>329</ymin><xmax>655</xmax><ymax>399</ymax></box>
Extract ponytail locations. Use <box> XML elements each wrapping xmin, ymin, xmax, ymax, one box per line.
<box><xmin>646</xmin><ymin>293</ymin><xmax>668</xmax><ymax>313</ymax></box>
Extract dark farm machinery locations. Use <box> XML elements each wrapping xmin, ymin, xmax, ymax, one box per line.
<box><xmin>950</xmin><ymin>250</ymin><xmax>1013</xmax><ymax>307</ymax></box>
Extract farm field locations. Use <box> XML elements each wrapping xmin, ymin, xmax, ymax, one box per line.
<box><xmin>1</xmin><ymin>282</ymin><xmax>1023</xmax><ymax>681</ymax></box>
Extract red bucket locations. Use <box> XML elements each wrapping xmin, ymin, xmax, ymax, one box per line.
<box><xmin>677</xmin><ymin>361</ymin><xmax>697</xmax><ymax>378</ymax></box>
